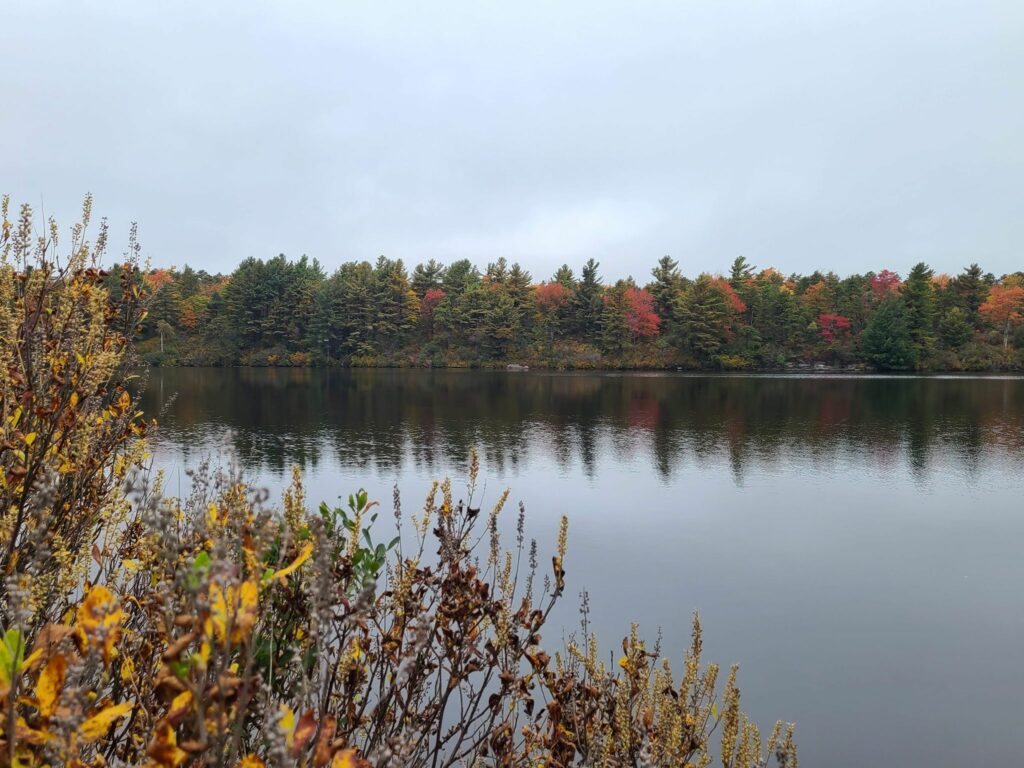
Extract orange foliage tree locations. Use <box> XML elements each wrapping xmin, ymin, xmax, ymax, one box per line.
<box><xmin>980</xmin><ymin>284</ymin><xmax>1024</xmax><ymax>349</ymax></box>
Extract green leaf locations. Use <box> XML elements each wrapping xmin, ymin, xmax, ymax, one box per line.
<box><xmin>0</xmin><ymin>629</ymin><xmax>22</xmax><ymax>684</ymax></box>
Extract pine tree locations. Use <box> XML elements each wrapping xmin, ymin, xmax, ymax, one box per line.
<box><xmin>599</xmin><ymin>282</ymin><xmax>630</xmax><ymax>355</ymax></box>
<box><xmin>442</xmin><ymin>259</ymin><xmax>480</xmax><ymax>298</ymax></box>
<box><xmin>649</xmin><ymin>255</ymin><xmax>683</xmax><ymax>322</ymax></box>
<box><xmin>573</xmin><ymin>259</ymin><xmax>603</xmax><ymax>342</ymax></box>
<box><xmin>506</xmin><ymin>263</ymin><xmax>533</xmax><ymax>345</ymax></box>
<box><xmin>903</xmin><ymin>262</ymin><xmax>936</xmax><ymax>357</ymax></box>
<box><xmin>373</xmin><ymin>257</ymin><xmax>418</xmax><ymax>350</ymax></box>
<box><xmin>954</xmin><ymin>263</ymin><xmax>991</xmax><ymax>328</ymax></box>
<box><xmin>861</xmin><ymin>297</ymin><xmax>917</xmax><ymax>370</ymax></box>
<box><xmin>485</xmin><ymin>257</ymin><xmax>510</xmax><ymax>286</ymax></box>
<box><xmin>938</xmin><ymin>307</ymin><xmax>972</xmax><ymax>349</ymax></box>
<box><xmin>412</xmin><ymin>259</ymin><xmax>446</xmax><ymax>296</ymax></box>
<box><xmin>729</xmin><ymin>256</ymin><xmax>756</xmax><ymax>289</ymax></box>
<box><xmin>674</xmin><ymin>276</ymin><xmax>729</xmax><ymax>363</ymax></box>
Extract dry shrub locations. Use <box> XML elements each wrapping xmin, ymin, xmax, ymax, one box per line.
<box><xmin>0</xmin><ymin>197</ymin><xmax>795</xmax><ymax>767</ymax></box>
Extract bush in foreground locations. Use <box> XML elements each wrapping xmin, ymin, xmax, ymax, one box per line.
<box><xmin>0</xmin><ymin>197</ymin><xmax>795</xmax><ymax>767</ymax></box>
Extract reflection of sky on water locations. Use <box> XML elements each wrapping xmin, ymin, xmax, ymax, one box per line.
<box><xmin>142</xmin><ymin>370</ymin><xmax>1024</xmax><ymax>768</ymax></box>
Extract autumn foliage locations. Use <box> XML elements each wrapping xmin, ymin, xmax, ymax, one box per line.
<box><xmin>869</xmin><ymin>269</ymin><xmax>902</xmax><ymax>299</ymax></box>
<box><xmin>712</xmin><ymin>279</ymin><xmax>747</xmax><ymax>315</ymax></box>
<box><xmin>980</xmin><ymin>284</ymin><xmax>1024</xmax><ymax>349</ymax></box>
<box><xmin>817</xmin><ymin>313</ymin><xmax>852</xmax><ymax>344</ymax></box>
<box><xmin>533</xmin><ymin>281</ymin><xmax>568</xmax><ymax>312</ymax></box>
<box><xmin>624</xmin><ymin>287</ymin><xmax>660</xmax><ymax>340</ymax></box>
<box><xmin>0</xmin><ymin>197</ymin><xmax>796</xmax><ymax>768</ymax></box>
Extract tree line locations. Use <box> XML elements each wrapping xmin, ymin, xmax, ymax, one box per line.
<box><xmin>133</xmin><ymin>254</ymin><xmax>1024</xmax><ymax>370</ymax></box>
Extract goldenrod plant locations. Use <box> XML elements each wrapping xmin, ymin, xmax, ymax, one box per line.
<box><xmin>0</xmin><ymin>197</ymin><xmax>795</xmax><ymax>767</ymax></box>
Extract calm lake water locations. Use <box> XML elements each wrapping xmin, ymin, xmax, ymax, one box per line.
<box><xmin>141</xmin><ymin>368</ymin><xmax>1024</xmax><ymax>767</ymax></box>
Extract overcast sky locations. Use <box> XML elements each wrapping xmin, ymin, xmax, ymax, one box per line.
<box><xmin>3</xmin><ymin>0</ymin><xmax>1022</xmax><ymax>280</ymax></box>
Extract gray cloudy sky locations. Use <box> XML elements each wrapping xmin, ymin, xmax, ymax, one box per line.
<box><xmin>3</xmin><ymin>0</ymin><xmax>1022</xmax><ymax>280</ymax></box>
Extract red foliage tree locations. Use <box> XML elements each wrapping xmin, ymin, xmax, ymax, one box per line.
<box><xmin>624</xmin><ymin>287</ymin><xmax>661</xmax><ymax>340</ymax></box>
<box><xmin>421</xmin><ymin>288</ymin><xmax>446</xmax><ymax>326</ymax></box>
<box><xmin>870</xmin><ymin>269</ymin><xmax>902</xmax><ymax>299</ymax></box>
<box><xmin>817</xmin><ymin>313</ymin><xmax>852</xmax><ymax>343</ymax></box>
<box><xmin>713</xmin><ymin>278</ymin><xmax>747</xmax><ymax>314</ymax></box>
<box><xmin>533</xmin><ymin>281</ymin><xmax>568</xmax><ymax>311</ymax></box>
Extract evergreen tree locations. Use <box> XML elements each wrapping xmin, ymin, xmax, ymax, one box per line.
<box><xmin>903</xmin><ymin>262</ymin><xmax>936</xmax><ymax>357</ymax></box>
<box><xmin>549</xmin><ymin>265</ymin><xmax>577</xmax><ymax>336</ymax></box>
<box><xmin>954</xmin><ymin>263</ymin><xmax>991</xmax><ymax>328</ymax></box>
<box><xmin>177</xmin><ymin>265</ymin><xmax>201</xmax><ymax>298</ymax></box>
<box><xmin>599</xmin><ymin>282</ymin><xmax>630</xmax><ymax>355</ymax></box>
<box><xmin>573</xmin><ymin>259</ymin><xmax>604</xmax><ymax>342</ymax></box>
<box><xmin>673</xmin><ymin>276</ymin><xmax>729</xmax><ymax>363</ymax></box>
<box><xmin>729</xmin><ymin>256</ymin><xmax>756</xmax><ymax>289</ymax></box>
<box><xmin>649</xmin><ymin>255</ymin><xmax>683</xmax><ymax>322</ymax></box>
<box><xmin>481</xmin><ymin>287</ymin><xmax>518</xmax><ymax>358</ymax></box>
<box><xmin>334</xmin><ymin>261</ymin><xmax>378</xmax><ymax>356</ymax></box>
<box><xmin>506</xmin><ymin>263</ymin><xmax>533</xmax><ymax>346</ymax></box>
<box><xmin>552</xmin><ymin>264</ymin><xmax>575</xmax><ymax>290</ymax></box>
<box><xmin>861</xmin><ymin>297</ymin><xmax>917</xmax><ymax>370</ymax></box>
<box><xmin>223</xmin><ymin>257</ymin><xmax>275</xmax><ymax>347</ymax></box>
<box><xmin>442</xmin><ymin>259</ymin><xmax>480</xmax><ymax>298</ymax></box>
<box><xmin>146</xmin><ymin>278</ymin><xmax>181</xmax><ymax>338</ymax></box>
<box><xmin>412</xmin><ymin>259</ymin><xmax>446</xmax><ymax>296</ymax></box>
<box><xmin>199</xmin><ymin>290</ymin><xmax>239</xmax><ymax>362</ymax></box>
<box><xmin>373</xmin><ymin>256</ymin><xmax>419</xmax><ymax>350</ymax></box>
<box><xmin>485</xmin><ymin>257</ymin><xmax>510</xmax><ymax>286</ymax></box>
<box><xmin>938</xmin><ymin>307</ymin><xmax>972</xmax><ymax>349</ymax></box>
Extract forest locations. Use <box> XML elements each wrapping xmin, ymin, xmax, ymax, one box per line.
<box><xmin>134</xmin><ymin>254</ymin><xmax>1024</xmax><ymax>371</ymax></box>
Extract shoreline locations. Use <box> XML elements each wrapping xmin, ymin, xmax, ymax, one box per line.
<box><xmin>140</xmin><ymin>361</ymin><xmax>1024</xmax><ymax>376</ymax></box>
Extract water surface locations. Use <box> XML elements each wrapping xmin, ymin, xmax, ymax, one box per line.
<box><xmin>141</xmin><ymin>368</ymin><xmax>1024</xmax><ymax>767</ymax></box>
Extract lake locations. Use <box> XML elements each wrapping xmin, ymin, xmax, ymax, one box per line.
<box><xmin>140</xmin><ymin>368</ymin><xmax>1024</xmax><ymax>767</ymax></box>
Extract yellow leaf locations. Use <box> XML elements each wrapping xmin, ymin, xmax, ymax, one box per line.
<box><xmin>15</xmin><ymin>716</ymin><xmax>52</xmax><ymax>745</ymax></box>
<box><xmin>22</xmin><ymin>648</ymin><xmax>43</xmax><ymax>671</ymax></box>
<box><xmin>76</xmin><ymin>585</ymin><xmax>123</xmax><ymax>663</ymax></box>
<box><xmin>331</xmin><ymin>749</ymin><xmax>364</xmax><ymax>768</ymax></box>
<box><xmin>37</xmin><ymin>654</ymin><xmax>66</xmax><ymax>718</ymax></box>
<box><xmin>69</xmin><ymin>392</ymin><xmax>79</xmax><ymax>408</ymax></box>
<box><xmin>167</xmin><ymin>690</ymin><xmax>193</xmax><ymax>726</ymax></box>
<box><xmin>271</xmin><ymin>541</ymin><xmax>314</xmax><ymax>582</ymax></box>
<box><xmin>147</xmin><ymin>721</ymin><xmax>187</xmax><ymax>767</ymax></box>
<box><xmin>120</xmin><ymin>655</ymin><xmax>135</xmax><ymax>682</ymax></box>
<box><xmin>80</xmin><ymin>700</ymin><xmax>133</xmax><ymax>742</ymax></box>
<box><xmin>208</xmin><ymin>579</ymin><xmax>259</xmax><ymax>644</ymax></box>
<box><xmin>23</xmin><ymin>432</ymin><xmax>36</xmax><ymax>447</ymax></box>
<box><xmin>118</xmin><ymin>390</ymin><xmax>131</xmax><ymax>412</ymax></box>
<box><xmin>239</xmin><ymin>756</ymin><xmax>265</xmax><ymax>768</ymax></box>
<box><xmin>278</xmin><ymin>703</ymin><xmax>295</xmax><ymax>747</ymax></box>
